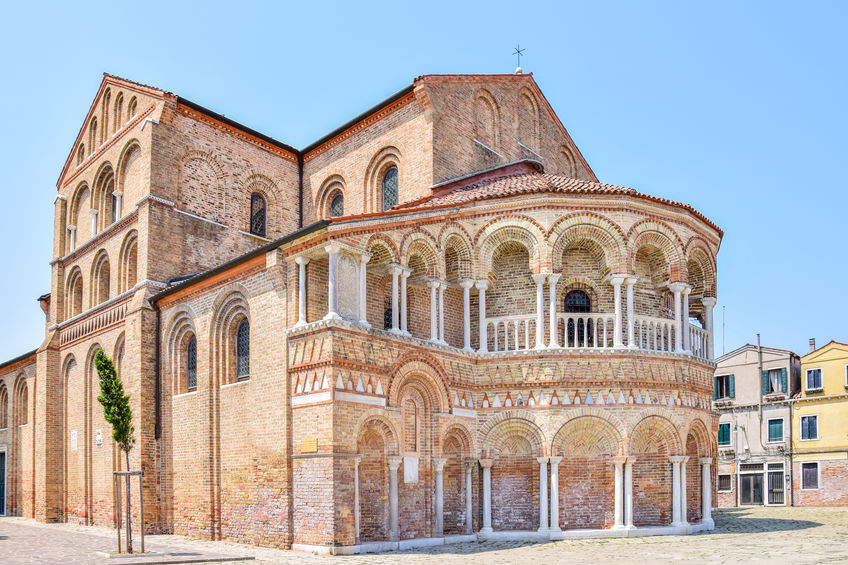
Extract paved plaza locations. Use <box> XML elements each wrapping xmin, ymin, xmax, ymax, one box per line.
<box><xmin>2</xmin><ymin>507</ymin><xmax>847</xmax><ymax>564</ymax></box>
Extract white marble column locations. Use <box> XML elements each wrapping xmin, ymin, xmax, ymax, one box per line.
<box><xmin>625</xmin><ymin>276</ymin><xmax>637</xmax><ymax>348</ymax></box>
<box><xmin>354</xmin><ymin>456</ymin><xmax>362</xmax><ymax>544</ymax></box>
<box><xmin>460</xmin><ymin>279</ymin><xmax>474</xmax><ymax>351</ymax></box>
<box><xmin>388</xmin><ymin>456</ymin><xmax>402</xmax><ymax>541</ymax></box>
<box><xmin>624</xmin><ymin>457</ymin><xmax>635</xmax><ymax>528</ymax></box>
<box><xmin>480</xmin><ymin>459</ymin><xmax>493</xmax><ymax>533</ymax></box>
<box><xmin>67</xmin><ymin>225</ymin><xmax>77</xmax><ymax>251</ymax></box>
<box><xmin>703</xmin><ymin>297</ymin><xmax>717</xmax><ymax>359</ymax></box>
<box><xmin>358</xmin><ymin>255</ymin><xmax>370</xmax><ymax>327</ymax></box>
<box><xmin>537</xmin><ymin>457</ymin><xmax>549</xmax><ymax>531</ymax></box>
<box><xmin>89</xmin><ymin>208</ymin><xmax>98</xmax><ymax>237</ymax></box>
<box><xmin>549</xmin><ymin>456</ymin><xmax>562</xmax><ymax>533</ymax></box>
<box><xmin>434</xmin><ymin>458</ymin><xmax>447</xmax><ymax>537</ymax></box>
<box><xmin>389</xmin><ymin>264</ymin><xmax>402</xmax><ymax>333</ymax></box>
<box><xmin>464</xmin><ymin>460</ymin><xmax>474</xmax><ymax>534</ymax></box>
<box><xmin>294</xmin><ymin>256</ymin><xmax>310</xmax><ymax>327</ymax></box>
<box><xmin>700</xmin><ymin>457</ymin><xmax>714</xmax><ymax>528</ymax></box>
<box><xmin>400</xmin><ymin>270</ymin><xmax>410</xmax><ymax>335</ymax></box>
<box><xmin>547</xmin><ymin>273</ymin><xmax>561</xmax><ymax>348</ymax></box>
<box><xmin>670</xmin><ymin>455</ymin><xmax>685</xmax><ymax>527</ymax></box>
<box><xmin>682</xmin><ymin>286</ymin><xmax>691</xmax><ymax>352</ymax></box>
<box><xmin>610</xmin><ymin>275</ymin><xmax>625</xmax><ymax>348</ymax></box>
<box><xmin>680</xmin><ymin>455</ymin><xmax>690</xmax><ymax>525</ymax></box>
<box><xmin>438</xmin><ymin>281</ymin><xmax>447</xmax><ymax>344</ymax></box>
<box><xmin>112</xmin><ymin>190</ymin><xmax>123</xmax><ymax>221</ymax></box>
<box><xmin>324</xmin><ymin>244</ymin><xmax>341</xmax><ymax>320</ymax></box>
<box><xmin>476</xmin><ymin>281</ymin><xmax>489</xmax><ymax>353</ymax></box>
<box><xmin>532</xmin><ymin>274</ymin><xmax>547</xmax><ymax>349</ymax></box>
<box><xmin>613</xmin><ymin>456</ymin><xmax>626</xmax><ymax>528</ymax></box>
<box><xmin>428</xmin><ymin>279</ymin><xmax>440</xmax><ymax>342</ymax></box>
<box><xmin>670</xmin><ymin>282</ymin><xmax>686</xmax><ymax>353</ymax></box>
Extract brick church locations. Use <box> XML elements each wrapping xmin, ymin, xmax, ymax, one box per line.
<box><xmin>0</xmin><ymin>71</ymin><xmax>721</xmax><ymax>553</ymax></box>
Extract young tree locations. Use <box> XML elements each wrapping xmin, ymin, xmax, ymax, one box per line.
<box><xmin>95</xmin><ymin>349</ymin><xmax>136</xmax><ymax>553</ymax></box>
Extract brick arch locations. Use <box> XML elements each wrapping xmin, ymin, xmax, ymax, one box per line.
<box><xmin>364</xmin><ymin>145</ymin><xmax>403</xmax><ymax>213</ymax></box>
<box><xmin>356</xmin><ymin>411</ymin><xmax>399</xmax><ymax>543</ymax></box>
<box><xmin>354</xmin><ymin>411</ymin><xmax>400</xmax><ymax>456</ymax></box>
<box><xmin>315</xmin><ymin>173</ymin><xmax>347</xmax><ymax>219</ymax></box>
<box><xmin>243</xmin><ymin>173</ymin><xmax>282</xmax><ymax>236</ymax></box>
<box><xmin>629</xmin><ymin>414</ymin><xmax>682</xmax><ymax>455</ymax></box>
<box><xmin>117</xmin><ymin>230</ymin><xmax>138</xmax><ymax>293</ymax></box>
<box><xmin>163</xmin><ymin>306</ymin><xmax>199</xmax><ymax>395</ymax></box>
<box><xmin>116</xmin><ymin>139</ymin><xmax>142</xmax><ymax>208</ymax></box>
<box><xmin>474</xmin><ymin>88</ymin><xmax>501</xmax><ymax>149</ymax></box>
<box><xmin>549</xmin><ymin>212</ymin><xmax>626</xmax><ymax>273</ymax></box>
<box><xmin>178</xmin><ymin>149</ymin><xmax>226</xmax><ymax>220</ymax></box>
<box><xmin>685</xmin><ymin>241</ymin><xmax>717</xmax><ymax>298</ymax></box>
<box><xmin>684</xmin><ymin>418</ymin><xmax>712</xmax><ymax>456</ymax></box>
<box><xmin>558</xmin><ymin>144</ymin><xmax>577</xmax><ymax>177</ymax></box>
<box><xmin>551</xmin><ymin>414</ymin><xmax>625</xmax><ymax>457</ymax></box>
<box><xmin>209</xmin><ymin>287</ymin><xmax>251</xmax><ymax>386</ymax></box>
<box><xmin>517</xmin><ymin>87</ymin><xmax>540</xmax><ymax>152</ymax></box>
<box><xmin>440</xmin><ymin>231</ymin><xmax>473</xmax><ymax>281</ymax></box>
<box><xmin>387</xmin><ymin>356</ymin><xmax>450</xmax><ymax>414</ymax></box>
<box><xmin>91</xmin><ymin>161</ymin><xmax>115</xmax><ymax>231</ymax></box>
<box><xmin>480</xmin><ymin>412</ymin><xmax>546</xmax><ymax>456</ymax></box>
<box><xmin>365</xmin><ymin>233</ymin><xmax>399</xmax><ymax>265</ymax></box>
<box><xmin>475</xmin><ymin>216</ymin><xmax>545</xmax><ymax>278</ymax></box>
<box><xmin>399</xmin><ymin>229</ymin><xmax>439</xmax><ymax>277</ymax></box>
<box><xmin>627</xmin><ymin>220</ymin><xmax>685</xmax><ymax>282</ymax></box>
<box><xmin>89</xmin><ymin>248</ymin><xmax>112</xmax><ymax>306</ymax></box>
<box><xmin>441</xmin><ymin>422</ymin><xmax>475</xmax><ymax>457</ymax></box>
<box><xmin>68</xmin><ymin>181</ymin><xmax>91</xmax><ymax>243</ymax></box>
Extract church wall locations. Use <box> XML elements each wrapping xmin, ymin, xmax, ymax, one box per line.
<box><xmin>0</xmin><ymin>360</ymin><xmax>36</xmax><ymax>518</ymax></box>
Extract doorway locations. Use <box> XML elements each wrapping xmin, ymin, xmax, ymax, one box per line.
<box><xmin>739</xmin><ymin>473</ymin><xmax>763</xmax><ymax>505</ymax></box>
<box><xmin>0</xmin><ymin>450</ymin><xmax>6</xmax><ymax>515</ymax></box>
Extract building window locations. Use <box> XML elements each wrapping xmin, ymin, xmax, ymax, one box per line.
<box><xmin>805</xmin><ymin>368</ymin><xmax>822</xmax><ymax>391</ymax></box>
<box><xmin>381</xmin><ymin>166</ymin><xmax>398</xmax><ymax>211</ymax></box>
<box><xmin>718</xmin><ymin>474</ymin><xmax>732</xmax><ymax>492</ymax></box>
<box><xmin>714</xmin><ymin>374</ymin><xmax>734</xmax><ymax>399</ymax></box>
<box><xmin>564</xmin><ymin>290</ymin><xmax>591</xmax><ymax>313</ymax></box>
<box><xmin>383</xmin><ymin>308</ymin><xmax>393</xmax><ymax>331</ymax></box>
<box><xmin>767</xmin><ymin>418</ymin><xmax>784</xmax><ymax>443</ymax></box>
<box><xmin>111</xmin><ymin>193</ymin><xmax>119</xmax><ymax>224</ymax></box>
<box><xmin>329</xmin><ymin>192</ymin><xmax>344</xmax><ymax>217</ymax></box>
<box><xmin>800</xmin><ymin>415</ymin><xmax>818</xmax><ymax>441</ymax></box>
<box><xmin>186</xmin><ymin>336</ymin><xmax>197</xmax><ymax>391</ymax></box>
<box><xmin>764</xmin><ymin>368</ymin><xmax>786</xmax><ymax>394</ymax></box>
<box><xmin>236</xmin><ymin>319</ymin><xmax>250</xmax><ymax>380</ymax></box>
<box><xmin>718</xmin><ymin>422</ymin><xmax>731</xmax><ymax>446</ymax></box>
<box><xmin>250</xmin><ymin>193</ymin><xmax>267</xmax><ymax>237</ymax></box>
<box><xmin>564</xmin><ymin>290</ymin><xmax>593</xmax><ymax>347</ymax></box>
<box><xmin>801</xmin><ymin>462</ymin><xmax>819</xmax><ymax>490</ymax></box>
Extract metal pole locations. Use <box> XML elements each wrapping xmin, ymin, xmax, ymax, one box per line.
<box><xmin>138</xmin><ymin>472</ymin><xmax>145</xmax><ymax>554</ymax></box>
<box><xmin>114</xmin><ymin>473</ymin><xmax>122</xmax><ymax>553</ymax></box>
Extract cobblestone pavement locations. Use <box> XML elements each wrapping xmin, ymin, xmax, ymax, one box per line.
<box><xmin>2</xmin><ymin>507</ymin><xmax>848</xmax><ymax>564</ymax></box>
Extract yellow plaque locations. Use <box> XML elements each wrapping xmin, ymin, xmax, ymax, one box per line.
<box><xmin>301</xmin><ymin>438</ymin><xmax>318</xmax><ymax>453</ymax></box>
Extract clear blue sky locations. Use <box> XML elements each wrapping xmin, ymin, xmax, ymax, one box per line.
<box><xmin>0</xmin><ymin>1</ymin><xmax>844</xmax><ymax>360</ymax></box>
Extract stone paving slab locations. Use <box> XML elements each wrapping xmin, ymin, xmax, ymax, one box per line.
<box><xmin>3</xmin><ymin>507</ymin><xmax>848</xmax><ymax>564</ymax></box>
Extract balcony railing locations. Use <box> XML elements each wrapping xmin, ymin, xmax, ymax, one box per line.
<box><xmin>555</xmin><ymin>313</ymin><xmax>615</xmax><ymax>349</ymax></box>
<box><xmin>689</xmin><ymin>324</ymin><xmax>708</xmax><ymax>359</ymax></box>
<box><xmin>633</xmin><ymin>314</ymin><xmax>676</xmax><ymax>352</ymax></box>
<box><xmin>487</xmin><ymin>314</ymin><xmax>537</xmax><ymax>352</ymax></box>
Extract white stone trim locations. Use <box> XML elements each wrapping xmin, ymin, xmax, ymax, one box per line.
<box><xmin>334</xmin><ymin>391</ymin><xmax>386</xmax><ymax>407</ymax></box>
<box><xmin>173</xmin><ymin>207</ymin><xmax>228</xmax><ymax>228</ymax></box>
<box><xmin>291</xmin><ymin>390</ymin><xmax>332</xmax><ymax>406</ymax></box>
<box><xmin>452</xmin><ymin>407</ymin><xmax>477</xmax><ymax>419</ymax></box>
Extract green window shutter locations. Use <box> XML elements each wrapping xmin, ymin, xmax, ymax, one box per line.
<box><xmin>729</xmin><ymin>374</ymin><xmax>736</xmax><ymax>398</ymax></box>
<box><xmin>762</xmin><ymin>370</ymin><xmax>769</xmax><ymax>394</ymax></box>
<box><xmin>713</xmin><ymin>377</ymin><xmax>718</xmax><ymax>400</ymax></box>
<box><xmin>780</xmin><ymin>367</ymin><xmax>788</xmax><ymax>393</ymax></box>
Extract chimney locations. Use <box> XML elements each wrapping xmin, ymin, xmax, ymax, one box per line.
<box><xmin>809</xmin><ymin>338</ymin><xmax>816</xmax><ymax>353</ymax></box>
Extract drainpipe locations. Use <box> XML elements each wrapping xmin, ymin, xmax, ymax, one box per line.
<box><xmin>153</xmin><ymin>301</ymin><xmax>161</xmax><ymax>439</ymax></box>
<box><xmin>757</xmin><ymin>334</ymin><xmax>763</xmax><ymax>422</ymax></box>
<box><xmin>297</xmin><ymin>153</ymin><xmax>304</xmax><ymax>229</ymax></box>
<box><xmin>788</xmin><ymin>392</ymin><xmax>793</xmax><ymax>506</ymax></box>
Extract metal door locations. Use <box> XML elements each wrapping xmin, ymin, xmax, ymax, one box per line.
<box><xmin>740</xmin><ymin>474</ymin><xmax>763</xmax><ymax>505</ymax></box>
<box><xmin>768</xmin><ymin>471</ymin><xmax>784</xmax><ymax>505</ymax></box>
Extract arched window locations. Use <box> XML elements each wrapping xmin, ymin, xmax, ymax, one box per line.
<box><xmin>77</xmin><ymin>144</ymin><xmax>85</xmax><ymax>165</ymax></box>
<box><xmin>111</xmin><ymin>191</ymin><xmax>119</xmax><ymax>224</ymax></box>
<box><xmin>236</xmin><ymin>319</ymin><xmax>250</xmax><ymax>380</ymax></box>
<box><xmin>381</xmin><ymin>166</ymin><xmax>398</xmax><ymax>211</ymax></box>
<box><xmin>564</xmin><ymin>290</ymin><xmax>593</xmax><ymax>347</ymax></box>
<box><xmin>403</xmin><ymin>398</ymin><xmax>417</xmax><ymax>452</ymax></box>
<box><xmin>114</xmin><ymin>93</ymin><xmax>124</xmax><ymax>131</ymax></box>
<box><xmin>15</xmin><ymin>380</ymin><xmax>27</xmax><ymax>425</ymax></box>
<box><xmin>89</xmin><ymin>117</ymin><xmax>98</xmax><ymax>153</ymax></box>
<box><xmin>128</xmin><ymin>97</ymin><xmax>137</xmax><ymax>117</ymax></box>
<box><xmin>329</xmin><ymin>192</ymin><xmax>344</xmax><ymax>217</ymax></box>
<box><xmin>0</xmin><ymin>385</ymin><xmax>7</xmax><ymax>429</ymax></box>
<box><xmin>249</xmin><ymin>193</ymin><xmax>266</xmax><ymax>237</ymax></box>
<box><xmin>383</xmin><ymin>308</ymin><xmax>393</xmax><ymax>331</ymax></box>
<box><xmin>186</xmin><ymin>336</ymin><xmax>197</xmax><ymax>391</ymax></box>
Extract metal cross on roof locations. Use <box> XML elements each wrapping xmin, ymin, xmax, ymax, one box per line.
<box><xmin>512</xmin><ymin>44</ymin><xmax>525</xmax><ymax>68</ymax></box>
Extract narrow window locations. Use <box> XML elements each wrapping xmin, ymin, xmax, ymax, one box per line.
<box><xmin>806</xmin><ymin>368</ymin><xmax>822</xmax><ymax>391</ymax></box>
<box><xmin>250</xmin><ymin>193</ymin><xmax>266</xmax><ymax>237</ymax></box>
<box><xmin>564</xmin><ymin>290</ymin><xmax>592</xmax><ymax>347</ymax></box>
<box><xmin>236</xmin><ymin>320</ymin><xmax>250</xmax><ymax>379</ymax></box>
<box><xmin>0</xmin><ymin>386</ymin><xmax>7</xmax><ymax>428</ymax></box>
<box><xmin>767</xmin><ymin>419</ymin><xmax>784</xmax><ymax>442</ymax></box>
<box><xmin>383</xmin><ymin>308</ymin><xmax>393</xmax><ymax>331</ymax></box>
<box><xmin>800</xmin><ymin>415</ymin><xmax>818</xmax><ymax>440</ymax></box>
<box><xmin>186</xmin><ymin>337</ymin><xmax>197</xmax><ymax>391</ymax></box>
<box><xmin>381</xmin><ymin>166</ymin><xmax>398</xmax><ymax>211</ymax></box>
<box><xmin>111</xmin><ymin>193</ymin><xmax>119</xmax><ymax>224</ymax></box>
<box><xmin>718</xmin><ymin>422</ymin><xmax>731</xmax><ymax>446</ymax></box>
<box><xmin>714</xmin><ymin>374</ymin><xmax>734</xmax><ymax>399</ymax></box>
<box><xmin>801</xmin><ymin>462</ymin><xmax>819</xmax><ymax>489</ymax></box>
<box><xmin>128</xmin><ymin>97</ymin><xmax>138</xmax><ymax>117</ymax></box>
<box><xmin>329</xmin><ymin>192</ymin><xmax>344</xmax><ymax>217</ymax></box>
<box><xmin>717</xmin><ymin>474</ymin><xmax>732</xmax><ymax>492</ymax></box>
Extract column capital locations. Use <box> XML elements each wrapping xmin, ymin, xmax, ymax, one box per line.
<box><xmin>354</xmin><ymin>456</ymin><xmax>362</xmax><ymax>468</ymax></box>
<box><xmin>612</xmin><ymin>455</ymin><xmax>628</xmax><ymax>465</ymax></box>
<box><xmin>324</xmin><ymin>242</ymin><xmax>341</xmax><ymax>255</ymax></box>
<box><xmin>668</xmin><ymin>455</ymin><xmax>686</xmax><ymax>464</ymax></box>
<box><xmin>67</xmin><ymin>224</ymin><xmax>77</xmax><ymax>231</ymax></box>
<box><xmin>668</xmin><ymin>282</ymin><xmax>688</xmax><ymax>293</ymax></box>
<box><xmin>464</xmin><ymin>459</ymin><xmax>476</xmax><ymax>472</ymax></box>
<box><xmin>702</xmin><ymin>297</ymin><xmax>717</xmax><ymax>307</ymax></box>
<box><xmin>438</xmin><ymin>280</ymin><xmax>448</xmax><ymax>291</ymax></box>
<box><xmin>111</xmin><ymin>189</ymin><xmax>123</xmax><ymax>197</ymax></box>
<box><xmin>427</xmin><ymin>278</ymin><xmax>442</xmax><ymax>289</ymax></box>
<box><xmin>548</xmin><ymin>455</ymin><xmax>563</xmax><ymax>465</ymax></box>
<box><xmin>479</xmin><ymin>458</ymin><xmax>493</xmax><ymax>469</ymax></box>
<box><xmin>433</xmin><ymin>457</ymin><xmax>448</xmax><ymax>472</ymax></box>
<box><xmin>699</xmin><ymin>456</ymin><xmax>713</xmax><ymax>465</ymax></box>
<box><xmin>475</xmin><ymin>280</ymin><xmax>489</xmax><ymax>291</ymax></box>
<box><xmin>387</xmin><ymin>456</ymin><xmax>403</xmax><ymax>471</ymax></box>
<box><xmin>531</xmin><ymin>273</ymin><xmax>548</xmax><ymax>285</ymax></box>
<box><xmin>609</xmin><ymin>274</ymin><xmax>628</xmax><ymax>286</ymax></box>
<box><xmin>387</xmin><ymin>263</ymin><xmax>406</xmax><ymax>276</ymax></box>
<box><xmin>536</xmin><ymin>456</ymin><xmax>549</xmax><ymax>465</ymax></box>
<box><xmin>682</xmin><ymin>285</ymin><xmax>692</xmax><ymax>295</ymax></box>
<box><xmin>547</xmin><ymin>272</ymin><xmax>562</xmax><ymax>285</ymax></box>
<box><xmin>625</xmin><ymin>456</ymin><xmax>636</xmax><ymax>465</ymax></box>
<box><xmin>359</xmin><ymin>253</ymin><xmax>371</xmax><ymax>265</ymax></box>
<box><xmin>681</xmin><ymin>455</ymin><xmax>691</xmax><ymax>464</ymax></box>
<box><xmin>624</xmin><ymin>275</ymin><xmax>638</xmax><ymax>285</ymax></box>
<box><xmin>89</xmin><ymin>208</ymin><xmax>98</xmax><ymax>215</ymax></box>
<box><xmin>294</xmin><ymin>255</ymin><xmax>310</xmax><ymax>266</ymax></box>
<box><xmin>459</xmin><ymin>278</ymin><xmax>475</xmax><ymax>289</ymax></box>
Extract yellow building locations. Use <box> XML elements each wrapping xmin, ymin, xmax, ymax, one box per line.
<box><xmin>792</xmin><ymin>340</ymin><xmax>848</xmax><ymax>505</ymax></box>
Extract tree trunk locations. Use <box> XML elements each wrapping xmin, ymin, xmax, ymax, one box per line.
<box><xmin>125</xmin><ymin>450</ymin><xmax>133</xmax><ymax>553</ymax></box>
